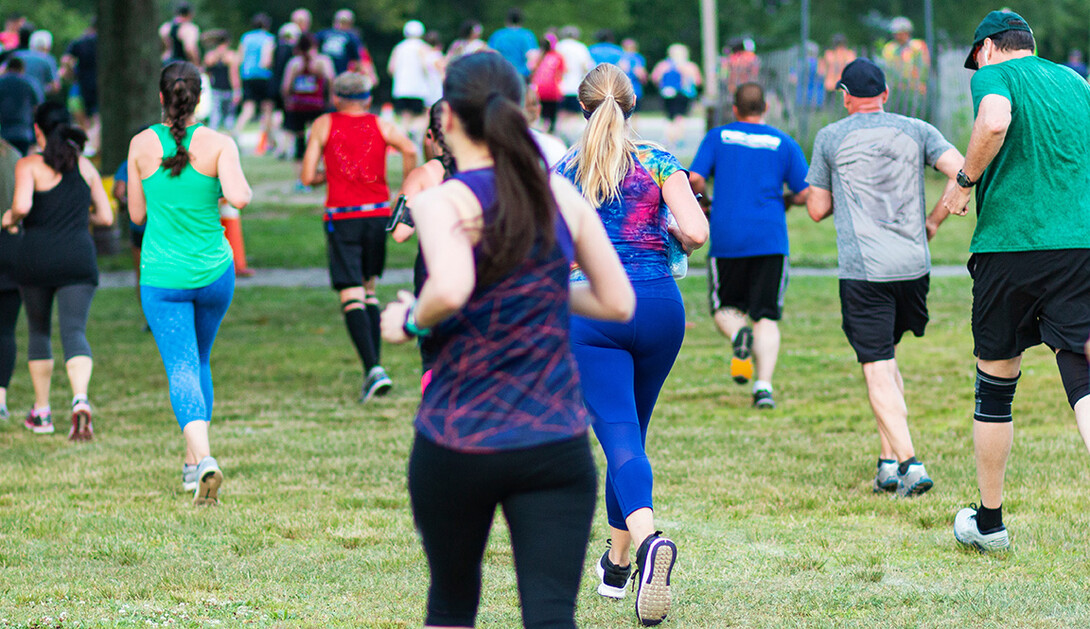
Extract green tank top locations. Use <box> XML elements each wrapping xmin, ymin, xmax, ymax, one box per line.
<box><xmin>140</xmin><ymin>123</ymin><xmax>232</xmax><ymax>289</ymax></box>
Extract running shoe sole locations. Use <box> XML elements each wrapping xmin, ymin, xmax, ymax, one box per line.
<box><xmin>635</xmin><ymin>538</ymin><xmax>676</xmax><ymax>626</ymax></box>
<box><xmin>194</xmin><ymin>467</ymin><xmax>223</xmax><ymax>506</ymax></box>
<box><xmin>899</xmin><ymin>477</ymin><xmax>934</xmax><ymax>497</ymax></box>
<box><xmin>731</xmin><ymin>327</ymin><xmax>754</xmax><ymax>384</ymax></box>
<box><xmin>70</xmin><ymin>404</ymin><xmax>93</xmax><ymax>441</ymax></box>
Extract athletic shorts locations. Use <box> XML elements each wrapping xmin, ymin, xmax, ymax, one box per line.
<box><xmin>242</xmin><ymin>78</ymin><xmax>271</xmax><ymax>103</ymax></box>
<box><xmin>560</xmin><ymin>95</ymin><xmax>582</xmax><ymax>113</ymax></box>
<box><xmin>663</xmin><ymin>96</ymin><xmax>691</xmax><ymax>120</ymax></box>
<box><xmin>839</xmin><ymin>276</ymin><xmax>929</xmax><ymax>363</ymax></box>
<box><xmin>970</xmin><ymin>249</ymin><xmax>1090</xmax><ymax>360</ymax></box>
<box><xmin>325</xmin><ymin>216</ymin><xmax>387</xmax><ymax>290</ymax></box>
<box><xmin>708</xmin><ymin>254</ymin><xmax>787</xmax><ymax>321</ymax></box>
<box><xmin>393</xmin><ymin>97</ymin><xmax>425</xmax><ymax>116</ymax></box>
<box><xmin>81</xmin><ymin>83</ymin><xmax>99</xmax><ymax>116</ymax></box>
<box><xmin>284</xmin><ymin>109</ymin><xmax>323</xmax><ymax>132</ymax></box>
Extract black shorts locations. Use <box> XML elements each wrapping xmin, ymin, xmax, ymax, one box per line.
<box><xmin>284</xmin><ymin>109</ymin><xmax>323</xmax><ymax>132</ymax></box>
<box><xmin>392</xmin><ymin>97</ymin><xmax>425</xmax><ymax>115</ymax></box>
<box><xmin>325</xmin><ymin>216</ymin><xmax>387</xmax><ymax>290</ymax></box>
<box><xmin>241</xmin><ymin>78</ymin><xmax>271</xmax><ymax>103</ymax></box>
<box><xmin>80</xmin><ymin>82</ymin><xmax>99</xmax><ymax>116</ymax></box>
<box><xmin>708</xmin><ymin>255</ymin><xmax>787</xmax><ymax>321</ymax></box>
<box><xmin>560</xmin><ymin>95</ymin><xmax>582</xmax><ymax>113</ymax></box>
<box><xmin>663</xmin><ymin>95</ymin><xmax>691</xmax><ymax>120</ymax></box>
<box><xmin>970</xmin><ymin>250</ymin><xmax>1090</xmax><ymax>360</ymax></box>
<box><xmin>840</xmin><ymin>276</ymin><xmax>929</xmax><ymax>363</ymax></box>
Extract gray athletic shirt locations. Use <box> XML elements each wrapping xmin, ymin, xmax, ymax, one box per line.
<box><xmin>807</xmin><ymin>111</ymin><xmax>952</xmax><ymax>281</ymax></box>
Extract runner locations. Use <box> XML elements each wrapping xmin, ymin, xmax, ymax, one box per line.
<box><xmin>380</xmin><ymin>51</ymin><xmax>634</xmax><ymax>629</ymax></box>
<box><xmin>301</xmin><ymin>72</ymin><xmax>417</xmax><ymax>402</ymax></box>
<box><xmin>125</xmin><ymin>61</ymin><xmax>253</xmax><ymax>505</ymax></box>
<box><xmin>0</xmin><ymin>138</ymin><xmax>21</xmax><ymax>422</ymax></box>
<box><xmin>159</xmin><ymin>2</ymin><xmax>200</xmax><ymax>66</ymax></box>
<box><xmin>280</xmin><ymin>33</ymin><xmax>334</xmax><ymax>167</ymax></box>
<box><xmin>1</xmin><ymin>102</ymin><xmax>113</xmax><ymax>440</ymax></box>
<box><xmin>388</xmin><ymin>20</ymin><xmax>433</xmax><ymax>141</ymax></box>
<box><xmin>556</xmin><ymin>63</ymin><xmax>708</xmax><ymax>625</ymax></box>
<box><xmin>651</xmin><ymin>44</ymin><xmax>701</xmax><ymax>149</ymax></box>
<box><xmin>202</xmin><ymin>30</ymin><xmax>240</xmax><ymax>132</ymax></box>
<box><xmin>234</xmin><ymin>13</ymin><xmax>276</xmax><ymax>148</ymax></box>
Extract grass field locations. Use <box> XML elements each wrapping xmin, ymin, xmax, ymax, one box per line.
<box><xmin>2</xmin><ymin>271</ymin><xmax>1089</xmax><ymax>628</ymax></box>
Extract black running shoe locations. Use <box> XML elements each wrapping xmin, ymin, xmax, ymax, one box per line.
<box><xmin>632</xmin><ymin>532</ymin><xmax>677</xmax><ymax>626</ymax></box>
<box><xmin>596</xmin><ymin>547</ymin><xmax>632</xmax><ymax>599</ymax></box>
<box><xmin>731</xmin><ymin>327</ymin><xmax>754</xmax><ymax>384</ymax></box>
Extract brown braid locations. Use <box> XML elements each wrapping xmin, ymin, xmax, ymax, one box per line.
<box><xmin>159</xmin><ymin>61</ymin><xmax>202</xmax><ymax>177</ymax></box>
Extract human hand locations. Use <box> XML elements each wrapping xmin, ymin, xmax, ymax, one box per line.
<box><xmin>939</xmin><ymin>179</ymin><xmax>972</xmax><ymax>217</ymax></box>
<box><xmin>381</xmin><ymin>290</ymin><xmax>416</xmax><ymax>344</ymax></box>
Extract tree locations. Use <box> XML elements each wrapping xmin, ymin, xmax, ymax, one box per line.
<box><xmin>98</xmin><ymin>0</ymin><xmax>161</xmax><ymax>173</ymax></box>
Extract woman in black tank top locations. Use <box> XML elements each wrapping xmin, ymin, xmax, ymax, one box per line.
<box><xmin>202</xmin><ymin>30</ymin><xmax>240</xmax><ymax>131</ymax></box>
<box><xmin>0</xmin><ymin>103</ymin><xmax>113</xmax><ymax>440</ymax></box>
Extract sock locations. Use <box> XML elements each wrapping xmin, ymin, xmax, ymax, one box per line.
<box><xmin>344</xmin><ymin>307</ymin><xmax>378</xmax><ymax>372</ymax></box>
<box><xmin>897</xmin><ymin>456</ymin><xmax>919</xmax><ymax>475</ymax></box>
<box><xmin>365</xmin><ymin>302</ymin><xmax>382</xmax><ymax>363</ymax></box>
<box><xmin>877</xmin><ymin>458</ymin><xmax>896</xmax><ymax>468</ymax></box>
<box><xmin>976</xmin><ymin>504</ymin><xmax>1003</xmax><ymax>533</ymax></box>
<box><xmin>753</xmin><ymin>380</ymin><xmax>773</xmax><ymax>394</ymax></box>
<box><xmin>72</xmin><ymin>395</ymin><xmax>88</xmax><ymax>406</ymax></box>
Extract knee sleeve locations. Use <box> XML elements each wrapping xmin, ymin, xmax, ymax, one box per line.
<box><xmin>341</xmin><ymin>298</ymin><xmax>363</xmax><ymax>313</ymax></box>
<box><xmin>975</xmin><ymin>367</ymin><xmax>1019</xmax><ymax>423</ymax></box>
<box><xmin>1056</xmin><ymin>350</ymin><xmax>1090</xmax><ymax>409</ymax></box>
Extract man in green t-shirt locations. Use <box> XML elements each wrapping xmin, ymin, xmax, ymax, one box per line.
<box><xmin>939</xmin><ymin>10</ymin><xmax>1090</xmax><ymax>553</ymax></box>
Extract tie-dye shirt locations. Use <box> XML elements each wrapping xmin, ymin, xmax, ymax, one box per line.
<box><xmin>557</xmin><ymin>144</ymin><xmax>684</xmax><ymax>282</ymax></box>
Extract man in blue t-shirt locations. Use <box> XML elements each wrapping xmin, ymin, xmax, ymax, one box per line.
<box><xmin>589</xmin><ymin>29</ymin><xmax>623</xmax><ymax>66</ymax></box>
<box><xmin>487</xmin><ymin>8</ymin><xmax>538</xmax><ymax>78</ymax></box>
<box><xmin>689</xmin><ymin>82</ymin><xmax>809</xmax><ymax>409</ymax></box>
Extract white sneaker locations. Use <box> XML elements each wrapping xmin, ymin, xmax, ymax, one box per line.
<box><xmin>954</xmin><ymin>505</ymin><xmax>1010</xmax><ymax>552</ymax></box>
<box><xmin>193</xmin><ymin>456</ymin><xmax>223</xmax><ymax>506</ymax></box>
<box><xmin>872</xmin><ymin>460</ymin><xmax>898</xmax><ymax>493</ymax></box>
<box><xmin>895</xmin><ymin>462</ymin><xmax>933</xmax><ymax>497</ymax></box>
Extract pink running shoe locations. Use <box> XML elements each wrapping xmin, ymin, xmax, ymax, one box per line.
<box><xmin>24</xmin><ymin>408</ymin><xmax>54</xmax><ymax>434</ymax></box>
<box><xmin>70</xmin><ymin>399</ymin><xmax>94</xmax><ymax>441</ymax></box>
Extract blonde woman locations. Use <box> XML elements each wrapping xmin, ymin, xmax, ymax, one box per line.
<box><xmin>555</xmin><ymin>63</ymin><xmax>707</xmax><ymax>625</ymax></box>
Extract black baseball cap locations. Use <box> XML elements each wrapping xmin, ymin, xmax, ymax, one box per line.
<box><xmin>965</xmin><ymin>11</ymin><xmax>1032</xmax><ymax>70</ymax></box>
<box><xmin>836</xmin><ymin>58</ymin><xmax>887</xmax><ymax>98</ymax></box>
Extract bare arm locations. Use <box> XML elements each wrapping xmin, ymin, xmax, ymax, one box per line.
<box><xmin>281</xmin><ymin>59</ymin><xmax>298</xmax><ymax>99</ymax></box>
<box><xmin>688</xmin><ymin>172</ymin><xmax>707</xmax><ymax>197</ymax></box>
<box><xmin>184</xmin><ymin>24</ymin><xmax>201</xmax><ymax>65</ymax></box>
<box><xmin>126</xmin><ymin>135</ymin><xmax>148</xmax><ymax>225</ymax></box>
<box><xmin>806</xmin><ymin>185</ymin><xmax>833</xmax><ymax>222</ymax></box>
<box><xmin>300</xmin><ymin>114</ymin><xmax>329</xmax><ymax>187</ymax></box>
<box><xmin>662</xmin><ymin>170</ymin><xmax>708</xmax><ymax>252</ymax></box>
<box><xmin>6</xmin><ymin>158</ymin><xmax>35</xmax><ymax>224</ymax></box>
<box><xmin>392</xmin><ymin>160</ymin><xmax>444</xmax><ymax>243</ymax></box>
<box><xmin>80</xmin><ymin>158</ymin><xmax>114</xmax><ymax>227</ymax></box>
<box><xmin>552</xmin><ymin>175</ymin><xmax>635</xmax><ymax>321</ymax></box>
<box><xmin>785</xmin><ymin>187</ymin><xmax>810</xmax><ymax>207</ymax></box>
<box><xmin>932</xmin><ymin>147</ymin><xmax>964</xmax><ymax>180</ymax></box>
<box><xmin>938</xmin><ymin>94</ymin><xmax>1010</xmax><ymax>217</ymax></box>
<box><xmin>379</xmin><ymin>118</ymin><xmax>419</xmax><ymax>177</ymax></box>
<box><xmin>216</xmin><ymin>135</ymin><xmax>252</xmax><ymax>209</ymax></box>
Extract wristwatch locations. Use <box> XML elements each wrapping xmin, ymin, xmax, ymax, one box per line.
<box><xmin>403</xmin><ymin>302</ymin><xmax>432</xmax><ymax>338</ymax></box>
<box><xmin>956</xmin><ymin>169</ymin><xmax>977</xmax><ymax>189</ymax></box>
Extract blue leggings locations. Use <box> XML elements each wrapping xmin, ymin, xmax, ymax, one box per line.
<box><xmin>141</xmin><ymin>265</ymin><xmax>234</xmax><ymax>430</ymax></box>
<box><xmin>571</xmin><ymin>276</ymin><xmax>685</xmax><ymax>530</ymax></box>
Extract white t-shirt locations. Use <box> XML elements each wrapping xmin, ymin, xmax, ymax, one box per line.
<box><xmin>556</xmin><ymin>39</ymin><xmax>594</xmax><ymax>97</ymax></box>
<box><xmin>389</xmin><ymin>38</ymin><xmax>431</xmax><ymax>100</ymax></box>
<box><xmin>531</xmin><ymin>129</ymin><xmax>568</xmax><ymax>168</ymax></box>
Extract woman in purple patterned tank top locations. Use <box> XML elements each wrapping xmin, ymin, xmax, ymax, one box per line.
<box><xmin>380</xmin><ymin>52</ymin><xmax>634</xmax><ymax>628</ymax></box>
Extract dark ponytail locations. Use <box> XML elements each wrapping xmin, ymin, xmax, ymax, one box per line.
<box><xmin>34</xmin><ymin>102</ymin><xmax>86</xmax><ymax>173</ymax></box>
<box><xmin>444</xmin><ymin>53</ymin><xmax>556</xmax><ymax>287</ymax></box>
<box><xmin>159</xmin><ymin>61</ymin><xmax>202</xmax><ymax>177</ymax></box>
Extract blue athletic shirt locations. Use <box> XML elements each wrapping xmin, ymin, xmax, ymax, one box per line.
<box><xmin>690</xmin><ymin>122</ymin><xmax>809</xmax><ymax>258</ymax></box>
<box><xmin>556</xmin><ymin>144</ymin><xmax>684</xmax><ymax>282</ymax></box>
<box><xmin>414</xmin><ymin>168</ymin><xmax>587</xmax><ymax>453</ymax></box>
<box><xmin>239</xmin><ymin>29</ymin><xmax>274</xmax><ymax>80</ymax></box>
<box><xmin>487</xmin><ymin>27</ymin><xmax>538</xmax><ymax>77</ymax></box>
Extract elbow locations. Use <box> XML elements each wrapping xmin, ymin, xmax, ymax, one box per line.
<box><xmin>981</xmin><ymin>116</ymin><xmax>1010</xmax><ymax>137</ymax></box>
<box><xmin>689</xmin><ymin>222</ymin><xmax>709</xmax><ymax>249</ymax></box>
<box><xmin>806</xmin><ymin>206</ymin><xmax>824</xmax><ymax>222</ymax></box>
<box><xmin>432</xmin><ymin>279</ymin><xmax>474</xmax><ymax>314</ymax></box>
<box><xmin>228</xmin><ymin>188</ymin><xmax>253</xmax><ymax>210</ymax></box>
<box><xmin>611</xmin><ymin>285</ymin><xmax>637</xmax><ymax>322</ymax></box>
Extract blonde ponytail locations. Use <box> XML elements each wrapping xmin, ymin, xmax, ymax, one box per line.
<box><xmin>574</xmin><ymin>64</ymin><xmax>639</xmax><ymax>207</ymax></box>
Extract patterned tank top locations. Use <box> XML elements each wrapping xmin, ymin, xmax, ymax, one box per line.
<box><xmin>414</xmin><ymin>168</ymin><xmax>587</xmax><ymax>453</ymax></box>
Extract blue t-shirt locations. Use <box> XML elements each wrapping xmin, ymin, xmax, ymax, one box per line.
<box><xmin>487</xmin><ymin>27</ymin><xmax>538</xmax><ymax>77</ymax></box>
<box><xmin>589</xmin><ymin>42</ymin><xmax>623</xmax><ymax>66</ymax></box>
<box><xmin>317</xmin><ymin>28</ymin><xmax>363</xmax><ymax>75</ymax></box>
<box><xmin>690</xmin><ymin>122</ymin><xmax>809</xmax><ymax>258</ymax></box>
<box><xmin>239</xmin><ymin>29</ymin><xmax>274</xmax><ymax>80</ymax></box>
<box><xmin>0</xmin><ymin>73</ymin><xmax>43</xmax><ymax>143</ymax></box>
<box><xmin>557</xmin><ymin>144</ymin><xmax>684</xmax><ymax>282</ymax></box>
<box><xmin>620</xmin><ymin>51</ymin><xmax>647</xmax><ymax>100</ymax></box>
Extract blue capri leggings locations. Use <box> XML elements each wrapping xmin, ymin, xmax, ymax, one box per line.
<box><xmin>571</xmin><ymin>276</ymin><xmax>685</xmax><ymax>530</ymax></box>
<box><xmin>141</xmin><ymin>265</ymin><xmax>234</xmax><ymax>430</ymax></box>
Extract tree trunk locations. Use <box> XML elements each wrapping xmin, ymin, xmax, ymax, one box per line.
<box><xmin>98</xmin><ymin>0</ymin><xmax>161</xmax><ymax>175</ymax></box>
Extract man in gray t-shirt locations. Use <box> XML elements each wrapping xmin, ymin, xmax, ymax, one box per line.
<box><xmin>806</xmin><ymin>59</ymin><xmax>963</xmax><ymax>499</ymax></box>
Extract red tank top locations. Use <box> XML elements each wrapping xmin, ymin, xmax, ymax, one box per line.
<box><xmin>323</xmin><ymin>112</ymin><xmax>391</xmax><ymax>218</ymax></box>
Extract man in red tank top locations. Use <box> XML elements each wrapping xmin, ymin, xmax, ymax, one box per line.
<box><xmin>302</xmin><ymin>73</ymin><xmax>418</xmax><ymax>402</ymax></box>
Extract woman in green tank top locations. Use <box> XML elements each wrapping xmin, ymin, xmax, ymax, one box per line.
<box><xmin>127</xmin><ymin>61</ymin><xmax>252</xmax><ymax>506</ymax></box>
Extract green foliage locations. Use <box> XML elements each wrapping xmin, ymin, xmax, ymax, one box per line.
<box><xmin>0</xmin><ymin>0</ymin><xmax>94</xmax><ymax>50</ymax></box>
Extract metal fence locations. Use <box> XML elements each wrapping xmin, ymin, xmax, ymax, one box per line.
<box><xmin>706</xmin><ymin>45</ymin><xmax>975</xmax><ymax>153</ymax></box>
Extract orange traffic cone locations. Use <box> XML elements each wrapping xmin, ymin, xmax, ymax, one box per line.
<box><xmin>254</xmin><ymin>130</ymin><xmax>269</xmax><ymax>156</ymax></box>
<box><xmin>220</xmin><ymin>200</ymin><xmax>254</xmax><ymax>277</ymax></box>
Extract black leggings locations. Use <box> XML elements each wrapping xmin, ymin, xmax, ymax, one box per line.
<box><xmin>20</xmin><ymin>284</ymin><xmax>96</xmax><ymax>361</ymax></box>
<box><xmin>408</xmin><ymin>433</ymin><xmax>597</xmax><ymax>628</ymax></box>
<box><xmin>0</xmin><ymin>289</ymin><xmax>20</xmax><ymax>387</ymax></box>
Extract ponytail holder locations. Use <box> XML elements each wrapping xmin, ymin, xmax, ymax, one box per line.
<box><xmin>66</xmin><ymin>138</ymin><xmax>80</xmax><ymax>149</ymax></box>
<box><xmin>581</xmin><ymin>95</ymin><xmax>634</xmax><ymax>120</ymax></box>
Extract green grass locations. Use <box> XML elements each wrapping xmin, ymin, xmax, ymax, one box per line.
<box><xmin>2</xmin><ymin>274</ymin><xmax>1089</xmax><ymax>628</ymax></box>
